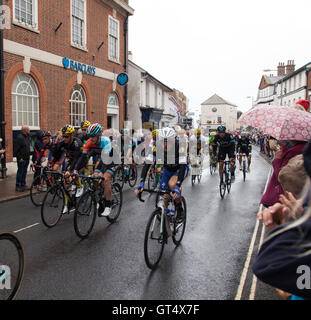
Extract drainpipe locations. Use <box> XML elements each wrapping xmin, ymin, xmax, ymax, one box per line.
<box><xmin>0</xmin><ymin>0</ymin><xmax>7</xmax><ymax>178</ymax></box>
<box><xmin>123</xmin><ymin>14</ymin><xmax>129</xmax><ymax>123</ymax></box>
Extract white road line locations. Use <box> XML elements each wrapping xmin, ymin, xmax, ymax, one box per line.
<box><xmin>14</xmin><ymin>223</ymin><xmax>40</xmax><ymax>233</ymax></box>
<box><xmin>249</xmin><ymin>218</ymin><xmax>266</xmax><ymax>300</ymax></box>
<box><xmin>234</xmin><ymin>166</ymin><xmax>272</xmax><ymax>300</ymax></box>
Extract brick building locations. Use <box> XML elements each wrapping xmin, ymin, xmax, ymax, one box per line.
<box><xmin>2</xmin><ymin>0</ymin><xmax>134</xmax><ymax>162</ymax></box>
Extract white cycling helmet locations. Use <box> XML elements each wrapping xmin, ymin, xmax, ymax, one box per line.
<box><xmin>158</xmin><ymin>127</ymin><xmax>176</xmax><ymax>140</ymax></box>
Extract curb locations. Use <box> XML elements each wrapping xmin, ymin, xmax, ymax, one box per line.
<box><xmin>0</xmin><ymin>192</ymin><xmax>30</xmax><ymax>204</ymax></box>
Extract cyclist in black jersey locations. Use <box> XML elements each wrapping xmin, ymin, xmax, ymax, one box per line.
<box><xmin>212</xmin><ymin>125</ymin><xmax>236</xmax><ymax>183</ymax></box>
<box><xmin>236</xmin><ymin>132</ymin><xmax>252</xmax><ymax>172</ymax></box>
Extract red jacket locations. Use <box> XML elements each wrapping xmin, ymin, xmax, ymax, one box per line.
<box><xmin>261</xmin><ymin>142</ymin><xmax>307</xmax><ymax>207</ymax></box>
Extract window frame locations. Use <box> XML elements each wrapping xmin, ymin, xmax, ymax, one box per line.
<box><xmin>108</xmin><ymin>15</ymin><xmax>120</xmax><ymax>63</ymax></box>
<box><xmin>13</xmin><ymin>0</ymin><xmax>39</xmax><ymax>31</ymax></box>
<box><xmin>69</xmin><ymin>85</ymin><xmax>87</xmax><ymax>128</ymax></box>
<box><xmin>70</xmin><ymin>0</ymin><xmax>87</xmax><ymax>50</ymax></box>
<box><xmin>11</xmin><ymin>73</ymin><xmax>40</xmax><ymax>130</ymax></box>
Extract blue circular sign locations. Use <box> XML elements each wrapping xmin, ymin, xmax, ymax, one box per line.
<box><xmin>117</xmin><ymin>72</ymin><xmax>128</xmax><ymax>86</ymax></box>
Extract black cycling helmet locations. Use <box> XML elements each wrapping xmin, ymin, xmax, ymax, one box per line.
<box><xmin>217</xmin><ymin>125</ymin><xmax>226</xmax><ymax>133</ymax></box>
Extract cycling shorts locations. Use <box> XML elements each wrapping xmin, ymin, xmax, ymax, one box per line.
<box><xmin>218</xmin><ymin>147</ymin><xmax>235</xmax><ymax>162</ymax></box>
<box><xmin>159</xmin><ymin>168</ymin><xmax>187</xmax><ymax>191</ymax></box>
<box><xmin>95</xmin><ymin>161</ymin><xmax>115</xmax><ymax>176</ymax></box>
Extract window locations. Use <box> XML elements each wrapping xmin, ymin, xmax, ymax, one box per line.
<box><xmin>217</xmin><ymin>116</ymin><xmax>222</xmax><ymax>123</ymax></box>
<box><xmin>108</xmin><ymin>16</ymin><xmax>120</xmax><ymax>62</ymax></box>
<box><xmin>299</xmin><ymin>73</ymin><xmax>302</xmax><ymax>88</ymax></box>
<box><xmin>13</xmin><ymin>0</ymin><xmax>38</xmax><ymax>29</ymax></box>
<box><xmin>71</xmin><ymin>0</ymin><xmax>87</xmax><ymax>48</ymax></box>
<box><xmin>12</xmin><ymin>73</ymin><xmax>39</xmax><ymax>129</ymax></box>
<box><xmin>70</xmin><ymin>85</ymin><xmax>86</xmax><ymax>127</ymax></box>
<box><xmin>107</xmin><ymin>92</ymin><xmax>119</xmax><ymax>106</ymax></box>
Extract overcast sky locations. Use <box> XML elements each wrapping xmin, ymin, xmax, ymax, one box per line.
<box><xmin>128</xmin><ymin>0</ymin><xmax>311</xmax><ymax>116</ymax></box>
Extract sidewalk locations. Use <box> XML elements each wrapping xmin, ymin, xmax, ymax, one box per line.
<box><xmin>0</xmin><ymin>171</ymin><xmax>34</xmax><ymax>204</ymax></box>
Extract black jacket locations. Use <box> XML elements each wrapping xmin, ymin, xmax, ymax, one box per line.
<box><xmin>252</xmin><ymin>194</ymin><xmax>311</xmax><ymax>299</ymax></box>
<box><xmin>14</xmin><ymin>133</ymin><xmax>32</xmax><ymax>161</ymax></box>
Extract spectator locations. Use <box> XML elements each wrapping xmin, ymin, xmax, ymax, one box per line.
<box><xmin>296</xmin><ymin>100</ymin><xmax>310</xmax><ymax>112</ymax></box>
<box><xmin>14</xmin><ymin>125</ymin><xmax>32</xmax><ymax>192</ymax></box>
<box><xmin>260</xmin><ymin>139</ymin><xmax>307</xmax><ymax>208</ymax></box>
<box><xmin>252</xmin><ymin>139</ymin><xmax>311</xmax><ymax>300</ymax></box>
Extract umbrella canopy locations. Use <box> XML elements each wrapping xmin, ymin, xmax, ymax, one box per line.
<box><xmin>238</xmin><ymin>104</ymin><xmax>311</xmax><ymax>141</ymax></box>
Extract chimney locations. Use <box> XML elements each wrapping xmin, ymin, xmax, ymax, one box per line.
<box><xmin>286</xmin><ymin>60</ymin><xmax>295</xmax><ymax>76</ymax></box>
<box><xmin>128</xmin><ymin>51</ymin><xmax>133</xmax><ymax>61</ymax></box>
<box><xmin>277</xmin><ymin>62</ymin><xmax>285</xmax><ymax>77</ymax></box>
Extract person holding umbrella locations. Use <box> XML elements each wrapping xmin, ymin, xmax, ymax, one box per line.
<box><xmin>238</xmin><ymin>104</ymin><xmax>311</xmax><ymax>207</ymax></box>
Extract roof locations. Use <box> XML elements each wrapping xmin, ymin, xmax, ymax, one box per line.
<box><xmin>276</xmin><ymin>61</ymin><xmax>311</xmax><ymax>84</ymax></box>
<box><xmin>264</xmin><ymin>75</ymin><xmax>283</xmax><ymax>85</ymax></box>
<box><xmin>201</xmin><ymin>94</ymin><xmax>237</xmax><ymax>107</ymax></box>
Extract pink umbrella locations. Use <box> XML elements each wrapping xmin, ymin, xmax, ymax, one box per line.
<box><xmin>238</xmin><ymin>104</ymin><xmax>311</xmax><ymax>141</ymax></box>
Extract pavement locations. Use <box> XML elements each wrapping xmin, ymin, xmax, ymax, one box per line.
<box><xmin>0</xmin><ymin>170</ymin><xmax>34</xmax><ymax>203</ymax></box>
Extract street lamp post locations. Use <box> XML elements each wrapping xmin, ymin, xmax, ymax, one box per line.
<box><xmin>0</xmin><ymin>0</ymin><xmax>7</xmax><ymax>179</ymax></box>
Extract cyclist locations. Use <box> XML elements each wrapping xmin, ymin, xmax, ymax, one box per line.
<box><xmin>209</xmin><ymin>132</ymin><xmax>216</xmax><ymax>157</ymax></box>
<box><xmin>75</xmin><ymin>123</ymin><xmax>114</xmax><ymax>217</ymax></box>
<box><xmin>212</xmin><ymin>125</ymin><xmax>236</xmax><ymax>183</ymax></box>
<box><xmin>135</xmin><ymin>127</ymin><xmax>187</xmax><ymax>223</ymax></box>
<box><xmin>237</xmin><ymin>132</ymin><xmax>252</xmax><ymax>172</ymax></box>
<box><xmin>77</xmin><ymin>120</ymin><xmax>91</xmax><ymax>147</ymax></box>
<box><xmin>52</xmin><ymin>125</ymin><xmax>83</xmax><ymax>212</ymax></box>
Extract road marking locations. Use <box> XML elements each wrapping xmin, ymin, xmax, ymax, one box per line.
<box><xmin>234</xmin><ymin>165</ymin><xmax>272</xmax><ymax>300</ymax></box>
<box><xmin>249</xmin><ymin>219</ymin><xmax>266</xmax><ymax>300</ymax></box>
<box><xmin>14</xmin><ymin>223</ymin><xmax>40</xmax><ymax>233</ymax></box>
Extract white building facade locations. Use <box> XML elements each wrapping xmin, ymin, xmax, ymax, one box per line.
<box><xmin>128</xmin><ymin>60</ymin><xmax>174</xmax><ymax>131</ymax></box>
<box><xmin>200</xmin><ymin>94</ymin><xmax>238</xmax><ymax>132</ymax></box>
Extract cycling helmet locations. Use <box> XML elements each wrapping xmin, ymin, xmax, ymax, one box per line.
<box><xmin>121</xmin><ymin>129</ymin><xmax>128</xmax><ymax>136</ymax></box>
<box><xmin>151</xmin><ymin>129</ymin><xmax>159</xmax><ymax>138</ymax></box>
<box><xmin>81</xmin><ymin>120</ymin><xmax>91</xmax><ymax>128</ymax></box>
<box><xmin>217</xmin><ymin>125</ymin><xmax>226</xmax><ymax>133</ymax></box>
<box><xmin>42</xmin><ymin>131</ymin><xmax>51</xmax><ymax>138</ymax></box>
<box><xmin>241</xmin><ymin>132</ymin><xmax>247</xmax><ymax>137</ymax></box>
<box><xmin>87</xmin><ymin>123</ymin><xmax>102</xmax><ymax>136</ymax></box>
<box><xmin>210</xmin><ymin>132</ymin><xmax>216</xmax><ymax>137</ymax></box>
<box><xmin>61</xmin><ymin>125</ymin><xmax>75</xmax><ymax>135</ymax></box>
<box><xmin>158</xmin><ymin>127</ymin><xmax>176</xmax><ymax>140</ymax></box>
<box><xmin>195</xmin><ymin>129</ymin><xmax>201</xmax><ymax>135</ymax></box>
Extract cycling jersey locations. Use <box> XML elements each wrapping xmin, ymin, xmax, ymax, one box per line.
<box><xmin>212</xmin><ymin>133</ymin><xmax>235</xmax><ymax>161</ymax></box>
<box><xmin>53</xmin><ymin>137</ymin><xmax>82</xmax><ymax>171</ymax></box>
<box><xmin>236</xmin><ymin>138</ymin><xmax>252</xmax><ymax>155</ymax></box>
<box><xmin>75</xmin><ymin>135</ymin><xmax>112</xmax><ymax>172</ymax></box>
<box><xmin>140</xmin><ymin>138</ymin><xmax>187</xmax><ymax>188</ymax></box>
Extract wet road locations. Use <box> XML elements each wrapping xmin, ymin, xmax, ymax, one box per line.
<box><xmin>0</xmin><ymin>147</ymin><xmax>279</xmax><ymax>300</ymax></box>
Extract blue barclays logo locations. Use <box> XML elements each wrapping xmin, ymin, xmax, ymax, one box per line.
<box><xmin>62</xmin><ymin>57</ymin><xmax>96</xmax><ymax>76</ymax></box>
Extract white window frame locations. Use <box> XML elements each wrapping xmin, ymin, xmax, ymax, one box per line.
<box><xmin>13</xmin><ymin>0</ymin><xmax>39</xmax><ymax>32</ymax></box>
<box><xmin>71</xmin><ymin>0</ymin><xmax>87</xmax><ymax>50</ymax></box>
<box><xmin>108</xmin><ymin>15</ymin><xmax>120</xmax><ymax>63</ymax></box>
<box><xmin>69</xmin><ymin>85</ymin><xmax>87</xmax><ymax>127</ymax></box>
<box><xmin>12</xmin><ymin>73</ymin><xmax>40</xmax><ymax>130</ymax></box>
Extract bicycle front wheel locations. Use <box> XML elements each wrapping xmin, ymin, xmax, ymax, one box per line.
<box><xmin>74</xmin><ymin>191</ymin><xmax>97</xmax><ymax>239</ymax></box>
<box><xmin>0</xmin><ymin>233</ymin><xmax>25</xmax><ymax>300</ymax></box>
<box><xmin>106</xmin><ymin>183</ymin><xmax>123</xmax><ymax>223</ymax></box>
<box><xmin>128</xmin><ymin>166</ymin><xmax>138</xmax><ymax>188</ymax></box>
<box><xmin>243</xmin><ymin>160</ymin><xmax>246</xmax><ymax>182</ymax></box>
<box><xmin>172</xmin><ymin>197</ymin><xmax>187</xmax><ymax>246</ymax></box>
<box><xmin>220</xmin><ymin>172</ymin><xmax>226</xmax><ymax>199</ymax></box>
<box><xmin>144</xmin><ymin>209</ymin><xmax>165</xmax><ymax>270</ymax></box>
<box><xmin>41</xmin><ymin>186</ymin><xmax>64</xmax><ymax>228</ymax></box>
<box><xmin>30</xmin><ymin>175</ymin><xmax>50</xmax><ymax>207</ymax></box>
<box><xmin>114</xmin><ymin>166</ymin><xmax>125</xmax><ymax>190</ymax></box>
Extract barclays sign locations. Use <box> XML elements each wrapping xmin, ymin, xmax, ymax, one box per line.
<box><xmin>62</xmin><ymin>57</ymin><xmax>96</xmax><ymax>76</ymax></box>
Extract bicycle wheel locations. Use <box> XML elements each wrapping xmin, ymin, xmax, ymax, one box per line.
<box><xmin>198</xmin><ymin>174</ymin><xmax>202</xmax><ymax>183</ymax></box>
<box><xmin>227</xmin><ymin>171</ymin><xmax>232</xmax><ymax>193</ymax></box>
<box><xmin>106</xmin><ymin>183</ymin><xmax>123</xmax><ymax>223</ymax></box>
<box><xmin>41</xmin><ymin>185</ymin><xmax>64</xmax><ymax>228</ymax></box>
<box><xmin>243</xmin><ymin>160</ymin><xmax>246</xmax><ymax>182</ymax></box>
<box><xmin>128</xmin><ymin>166</ymin><xmax>138</xmax><ymax>188</ymax></box>
<box><xmin>114</xmin><ymin>166</ymin><xmax>125</xmax><ymax>190</ymax></box>
<box><xmin>30</xmin><ymin>174</ymin><xmax>50</xmax><ymax>207</ymax></box>
<box><xmin>74</xmin><ymin>191</ymin><xmax>97</xmax><ymax>239</ymax></box>
<box><xmin>0</xmin><ymin>233</ymin><xmax>25</xmax><ymax>300</ymax></box>
<box><xmin>172</xmin><ymin>197</ymin><xmax>187</xmax><ymax>246</ymax></box>
<box><xmin>144</xmin><ymin>209</ymin><xmax>165</xmax><ymax>270</ymax></box>
<box><xmin>220</xmin><ymin>172</ymin><xmax>226</xmax><ymax>198</ymax></box>
<box><xmin>191</xmin><ymin>175</ymin><xmax>196</xmax><ymax>185</ymax></box>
